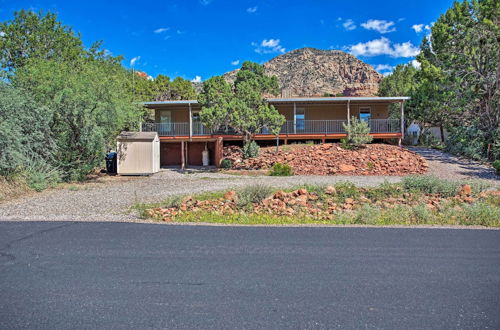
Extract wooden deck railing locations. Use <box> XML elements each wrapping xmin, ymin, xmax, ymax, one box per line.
<box><xmin>142</xmin><ymin>119</ymin><xmax>402</xmax><ymax>136</ymax></box>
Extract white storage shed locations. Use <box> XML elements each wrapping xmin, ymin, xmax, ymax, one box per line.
<box><xmin>116</xmin><ymin>132</ymin><xmax>160</xmax><ymax>175</ymax></box>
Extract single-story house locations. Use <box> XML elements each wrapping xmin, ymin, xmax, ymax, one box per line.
<box><xmin>139</xmin><ymin>96</ymin><xmax>409</xmax><ymax>168</ymax></box>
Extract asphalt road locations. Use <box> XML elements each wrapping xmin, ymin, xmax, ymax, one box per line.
<box><xmin>0</xmin><ymin>222</ymin><xmax>499</xmax><ymax>329</ymax></box>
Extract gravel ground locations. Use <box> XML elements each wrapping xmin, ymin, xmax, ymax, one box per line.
<box><xmin>0</xmin><ymin>147</ymin><xmax>497</xmax><ymax>222</ymax></box>
<box><xmin>408</xmin><ymin>147</ymin><xmax>499</xmax><ymax>183</ymax></box>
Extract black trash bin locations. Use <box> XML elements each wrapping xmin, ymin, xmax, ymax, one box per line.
<box><xmin>105</xmin><ymin>152</ymin><xmax>117</xmax><ymax>174</ymax></box>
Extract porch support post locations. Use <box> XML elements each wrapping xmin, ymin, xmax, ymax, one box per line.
<box><xmin>181</xmin><ymin>141</ymin><xmax>185</xmax><ymax>170</ymax></box>
<box><xmin>400</xmin><ymin>101</ymin><xmax>405</xmax><ymax>138</ymax></box>
<box><xmin>188</xmin><ymin>103</ymin><xmax>193</xmax><ymax>141</ymax></box>
<box><xmin>347</xmin><ymin>100</ymin><xmax>351</xmax><ymax>125</ymax></box>
<box><xmin>293</xmin><ymin>102</ymin><xmax>297</xmax><ymax>134</ymax></box>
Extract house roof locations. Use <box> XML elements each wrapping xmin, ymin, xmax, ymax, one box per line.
<box><xmin>142</xmin><ymin>96</ymin><xmax>409</xmax><ymax>107</ymax></box>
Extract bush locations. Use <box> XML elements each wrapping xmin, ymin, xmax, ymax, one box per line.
<box><xmin>242</xmin><ymin>140</ymin><xmax>260</xmax><ymax>158</ymax></box>
<box><xmin>236</xmin><ymin>184</ymin><xmax>273</xmax><ymax>207</ymax></box>
<box><xmin>0</xmin><ymin>82</ymin><xmax>55</xmax><ymax>177</ymax></box>
<box><xmin>22</xmin><ymin>156</ymin><xmax>61</xmax><ymax>192</ymax></box>
<box><xmin>342</xmin><ymin>117</ymin><xmax>373</xmax><ymax>147</ymax></box>
<box><xmin>220</xmin><ymin>159</ymin><xmax>232</xmax><ymax>169</ymax></box>
<box><xmin>443</xmin><ymin>126</ymin><xmax>500</xmax><ymax>162</ymax></box>
<box><xmin>340</xmin><ymin>138</ymin><xmax>355</xmax><ymax>150</ymax></box>
<box><xmin>402</xmin><ymin>175</ymin><xmax>460</xmax><ymax>197</ymax></box>
<box><xmin>493</xmin><ymin>160</ymin><xmax>500</xmax><ymax>175</ymax></box>
<box><xmin>269</xmin><ymin>163</ymin><xmax>293</xmax><ymax>176</ymax></box>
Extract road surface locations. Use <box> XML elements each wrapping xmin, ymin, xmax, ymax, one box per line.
<box><xmin>1</xmin><ymin>222</ymin><xmax>499</xmax><ymax>329</ymax></box>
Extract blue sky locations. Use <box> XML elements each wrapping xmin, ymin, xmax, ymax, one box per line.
<box><xmin>0</xmin><ymin>0</ymin><xmax>455</xmax><ymax>81</ymax></box>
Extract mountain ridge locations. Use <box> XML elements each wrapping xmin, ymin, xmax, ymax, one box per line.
<box><xmin>223</xmin><ymin>47</ymin><xmax>382</xmax><ymax>97</ymax></box>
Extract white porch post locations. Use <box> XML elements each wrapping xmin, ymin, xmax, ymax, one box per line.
<box><xmin>293</xmin><ymin>102</ymin><xmax>297</xmax><ymax>134</ymax></box>
<box><xmin>188</xmin><ymin>102</ymin><xmax>193</xmax><ymax>141</ymax></box>
<box><xmin>347</xmin><ymin>100</ymin><xmax>351</xmax><ymax>125</ymax></box>
<box><xmin>400</xmin><ymin>101</ymin><xmax>405</xmax><ymax>138</ymax></box>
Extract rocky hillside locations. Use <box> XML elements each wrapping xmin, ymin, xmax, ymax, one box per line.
<box><xmin>223</xmin><ymin>48</ymin><xmax>382</xmax><ymax>97</ymax></box>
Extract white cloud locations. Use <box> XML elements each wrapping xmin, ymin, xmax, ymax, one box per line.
<box><xmin>342</xmin><ymin>19</ymin><xmax>356</xmax><ymax>31</ymax></box>
<box><xmin>231</xmin><ymin>59</ymin><xmax>240</xmax><ymax>66</ymax></box>
<box><xmin>349</xmin><ymin>37</ymin><xmax>419</xmax><ymax>58</ymax></box>
<box><xmin>412</xmin><ymin>24</ymin><xmax>424</xmax><ymax>33</ymax></box>
<box><xmin>154</xmin><ymin>27</ymin><xmax>169</xmax><ymax>34</ymax></box>
<box><xmin>199</xmin><ymin>0</ymin><xmax>212</xmax><ymax>5</ymax></box>
<box><xmin>393</xmin><ymin>41</ymin><xmax>420</xmax><ymax>57</ymax></box>
<box><xmin>411</xmin><ymin>59</ymin><xmax>421</xmax><ymax>69</ymax></box>
<box><xmin>130</xmin><ymin>56</ymin><xmax>140</xmax><ymax>66</ymax></box>
<box><xmin>247</xmin><ymin>6</ymin><xmax>257</xmax><ymax>13</ymax></box>
<box><xmin>176</xmin><ymin>30</ymin><xmax>186</xmax><ymax>35</ymax></box>
<box><xmin>191</xmin><ymin>76</ymin><xmax>202</xmax><ymax>83</ymax></box>
<box><xmin>253</xmin><ymin>39</ymin><xmax>286</xmax><ymax>54</ymax></box>
<box><xmin>412</xmin><ymin>23</ymin><xmax>432</xmax><ymax>33</ymax></box>
<box><xmin>374</xmin><ymin>64</ymin><xmax>394</xmax><ymax>73</ymax></box>
<box><xmin>361</xmin><ymin>19</ymin><xmax>396</xmax><ymax>33</ymax></box>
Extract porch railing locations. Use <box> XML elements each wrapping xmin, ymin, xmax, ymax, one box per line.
<box><xmin>142</xmin><ymin>119</ymin><xmax>401</xmax><ymax>136</ymax></box>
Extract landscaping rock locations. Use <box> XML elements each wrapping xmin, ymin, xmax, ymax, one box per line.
<box><xmin>224</xmin><ymin>191</ymin><xmax>236</xmax><ymax>201</ymax></box>
<box><xmin>223</xmin><ymin>143</ymin><xmax>427</xmax><ymax>176</ymax></box>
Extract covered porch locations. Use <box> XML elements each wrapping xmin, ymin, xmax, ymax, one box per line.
<box><xmin>141</xmin><ymin>96</ymin><xmax>408</xmax><ymax>141</ymax></box>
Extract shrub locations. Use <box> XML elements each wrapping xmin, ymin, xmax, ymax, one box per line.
<box><xmin>220</xmin><ymin>158</ymin><xmax>232</xmax><ymax>169</ymax></box>
<box><xmin>340</xmin><ymin>138</ymin><xmax>355</xmax><ymax>150</ymax></box>
<box><xmin>161</xmin><ymin>195</ymin><xmax>184</xmax><ymax>209</ymax></box>
<box><xmin>445</xmin><ymin>126</ymin><xmax>487</xmax><ymax>161</ymax></box>
<box><xmin>22</xmin><ymin>156</ymin><xmax>61</xmax><ymax>192</ymax></box>
<box><xmin>493</xmin><ymin>160</ymin><xmax>500</xmax><ymax>175</ymax></box>
<box><xmin>402</xmin><ymin>175</ymin><xmax>460</xmax><ymax>197</ymax></box>
<box><xmin>269</xmin><ymin>163</ymin><xmax>293</xmax><ymax>176</ymax></box>
<box><xmin>236</xmin><ymin>184</ymin><xmax>273</xmax><ymax>207</ymax></box>
<box><xmin>342</xmin><ymin>117</ymin><xmax>373</xmax><ymax>147</ymax></box>
<box><xmin>242</xmin><ymin>140</ymin><xmax>260</xmax><ymax>159</ymax></box>
<box><xmin>334</xmin><ymin>182</ymin><xmax>360</xmax><ymax>201</ymax></box>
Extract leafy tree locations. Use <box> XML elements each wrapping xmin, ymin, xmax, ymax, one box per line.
<box><xmin>0</xmin><ymin>81</ymin><xmax>55</xmax><ymax>176</ymax></box>
<box><xmin>0</xmin><ymin>10</ymin><xmax>84</xmax><ymax>72</ymax></box>
<box><xmin>231</xmin><ymin>61</ymin><xmax>284</xmax><ymax>142</ymax></box>
<box><xmin>14</xmin><ymin>57</ymin><xmax>143</xmax><ymax>180</ymax></box>
<box><xmin>198</xmin><ymin>76</ymin><xmax>233</xmax><ymax>132</ymax></box>
<box><xmin>378</xmin><ymin>63</ymin><xmax>419</xmax><ymax>117</ymax></box>
<box><xmin>424</xmin><ymin>0</ymin><xmax>499</xmax><ymax>146</ymax></box>
<box><xmin>199</xmin><ymin>61</ymin><xmax>284</xmax><ymax>143</ymax></box>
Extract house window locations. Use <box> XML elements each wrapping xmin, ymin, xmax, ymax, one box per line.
<box><xmin>160</xmin><ymin>110</ymin><xmax>172</xmax><ymax>124</ymax></box>
<box><xmin>160</xmin><ymin>110</ymin><xmax>172</xmax><ymax>133</ymax></box>
<box><xmin>295</xmin><ymin>108</ymin><xmax>305</xmax><ymax>131</ymax></box>
<box><xmin>192</xmin><ymin>111</ymin><xmax>200</xmax><ymax>122</ymax></box>
<box><xmin>359</xmin><ymin>107</ymin><xmax>371</xmax><ymax>122</ymax></box>
<box><xmin>192</xmin><ymin>111</ymin><xmax>202</xmax><ymax>134</ymax></box>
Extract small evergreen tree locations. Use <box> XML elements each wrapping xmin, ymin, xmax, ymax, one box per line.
<box><xmin>342</xmin><ymin>117</ymin><xmax>373</xmax><ymax>147</ymax></box>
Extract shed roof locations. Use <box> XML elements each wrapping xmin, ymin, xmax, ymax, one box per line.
<box><xmin>117</xmin><ymin>131</ymin><xmax>158</xmax><ymax>141</ymax></box>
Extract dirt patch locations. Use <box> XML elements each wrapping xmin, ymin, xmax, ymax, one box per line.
<box><xmin>223</xmin><ymin>143</ymin><xmax>428</xmax><ymax>176</ymax></box>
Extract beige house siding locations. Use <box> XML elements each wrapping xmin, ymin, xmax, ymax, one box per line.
<box><xmin>151</xmin><ymin>102</ymin><xmax>390</xmax><ymax>123</ymax></box>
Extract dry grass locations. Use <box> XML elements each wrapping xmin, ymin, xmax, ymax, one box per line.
<box><xmin>0</xmin><ymin>176</ymin><xmax>32</xmax><ymax>203</ymax></box>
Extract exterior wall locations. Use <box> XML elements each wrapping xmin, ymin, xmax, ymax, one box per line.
<box><xmin>153</xmin><ymin>105</ymin><xmax>202</xmax><ymax>123</ymax></box>
<box><xmin>151</xmin><ymin>102</ymin><xmax>390</xmax><ymax>124</ymax></box>
<box><xmin>160</xmin><ymin>142</ymin><xmax>182</xmax><ymax>166</ymax></box>
<box><xmin>159</xmin><ymin>141</ymin><xmax>215</xmax><ymax>167</ymax></box>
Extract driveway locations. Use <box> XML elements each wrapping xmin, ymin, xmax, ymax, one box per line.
<box><xmin>0</xmin><ymin>147</ymin><xmax>497</xmax><ymax>222</ymax></box>
<box><xmin>1</xmin><ymin>223</ymin><xmax>499</xmax><ymax>329</ymax></box>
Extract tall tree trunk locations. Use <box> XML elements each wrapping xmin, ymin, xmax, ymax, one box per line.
<box><xmin>439</xmin><ymin>125</ymin><xmax>445</xmax><ymax>143</ymax></box>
